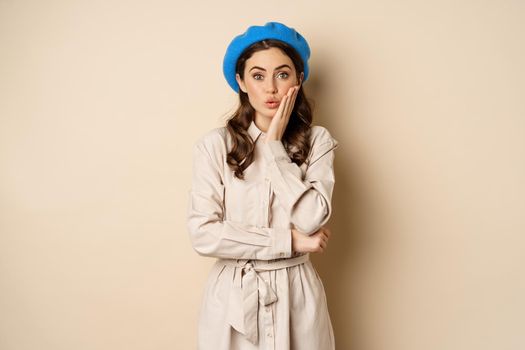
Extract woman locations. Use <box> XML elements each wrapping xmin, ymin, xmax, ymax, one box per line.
<box><xmin>187</xmin><ymin>21</ymin><xmax>338</xmax><ymax>350</ymax></box>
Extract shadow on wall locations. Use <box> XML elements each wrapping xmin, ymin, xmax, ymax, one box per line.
<box><xmin>307</xmin><ymin>56</ymin><xmax>372</xmax><ymax>350</ymax></box>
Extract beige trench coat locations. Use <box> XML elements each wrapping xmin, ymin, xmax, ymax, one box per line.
<box><xmin>187</xmin><ymin>120</ymin><xmax>338</xmax><ymax>350</ymax></box>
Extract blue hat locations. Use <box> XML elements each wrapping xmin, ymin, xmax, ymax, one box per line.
<box><xmin>223</xmin><ymin>21</ymin><xmax>311</xmax><ymax>93</ymax></box>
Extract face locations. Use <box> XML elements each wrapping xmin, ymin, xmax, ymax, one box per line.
<box><xmin>236</xmin><ymin>47</ymin><xmax>304</xmax><ymax>121</ymax></box>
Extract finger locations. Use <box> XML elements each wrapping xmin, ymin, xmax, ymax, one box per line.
<box><xmin>280</xmin><ymin>102</ymin><xmax>291</xmax><ymax>127</ymax></box>
<box><xmin>313</xmin><ymin>229</ymin><xmax>323</xmax><ymax>238</ymax></box>
<box><xmin>283</xmin><ymin>86</ymin><xmax>295</xmax><ymax>116</ymax></box>
<box><xmin>288</xmin><ymin>86</ymin><xmax>299</xmax><ymax>114</ymax></box>
<box><xmin>288</xmin><ymin>86</ymin><xmax>299</xmax><ymax>113</ymax></box>
<box><xmin>322</xmin><ymin>225</ymin><xmax>331</xmax><ymax>236</ymax></box>
<box><xmin>282</xmin><ymin>92</ymin><xmax>293</xmax><ymax>118</ymax></box>
<box><xmin>281</xmin><ymin>99</ymin><xmax>294</xmax><ymax>135</ymax></box>
<box><xmin>277</xmin><ymin>95</ymin><xmax>288</xmax><ymax>119</ymax></box>
<box><xmin>289</xmin><ymin>86</ymin><xmax>299</xmax><ymax>113</ymax></box>
<box><xmin>269</xmin><ymin>96</ymin><xmax>287</xmax><ymax>135</ymax></box>
<box><xmin>280</xmin><ymin>98</ymin><xmax>290</xmax><ymax>124</ymax></box>
<box><xmin>272</xmin><ymin>96</ymin><xmax>288</xmax><ymax>136</ymax></box>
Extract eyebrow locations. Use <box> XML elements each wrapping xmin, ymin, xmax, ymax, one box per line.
<box><xmin>249</xmin><ymin>64</ymin><xmax>292</xmax><ymax>72</ymax></box>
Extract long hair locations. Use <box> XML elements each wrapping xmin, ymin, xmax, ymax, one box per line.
<box><xmin>226</xmin><ymin>39</ymin><xmax>313</xmax><ymax>180</ymax></box>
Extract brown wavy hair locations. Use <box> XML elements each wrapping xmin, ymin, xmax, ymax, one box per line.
<box><xmin>226</xmin><ymin>39</ymin><xmax>313</xmax><ymax>180</ymax></box>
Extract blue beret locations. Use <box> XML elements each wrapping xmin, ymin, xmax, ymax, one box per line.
<box><xmin>223</xmin><ymin>21</ymin><xmax>311</xmax><ymax>93</ymax></box>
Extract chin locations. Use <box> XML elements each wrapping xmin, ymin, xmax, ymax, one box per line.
<box><xmin>258</xmin><ymin>111</ymin><xmax>275</xmax><ymax>119</ymax></box>
<box><xmin>266</xmin><ymin>110</ymin><xmax>278</xmax><ymax>118</ymax></box>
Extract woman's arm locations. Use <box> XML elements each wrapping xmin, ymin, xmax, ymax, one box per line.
<box><xmin>262</xmin><ymin>128</ymin><xmax>338</xmax><ymax>235</ymax></box>
<box><xmin>263</xmin><ymin>85</ymin><xmax>338</xmax><ymax>236</ymax></box>
<box><xmin>187</xmin><ymin>141</ymin><xmax>292</xmax><ymax>260</ymax></box>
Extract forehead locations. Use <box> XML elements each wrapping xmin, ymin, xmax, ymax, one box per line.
<box><xmin>245</xmin><ymin>47</ymin><xmax>295</xmax><ymax>70</ymax></box>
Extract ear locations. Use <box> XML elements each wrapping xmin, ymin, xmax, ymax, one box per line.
<box><xmin>236</xmin><ymin>73</ymin><xmax>247</xmax><ymax>93</ymax></box>
<box><xmin>298</xmin><ymin>72</ymin><xmax>304</xmax><ymax>85</ymax></box>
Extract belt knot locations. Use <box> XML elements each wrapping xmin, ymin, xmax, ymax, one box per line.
<box><xmin>217</xmin><ymin>254</ymin><xmax>309</xmax><ymax>345</ymax></box>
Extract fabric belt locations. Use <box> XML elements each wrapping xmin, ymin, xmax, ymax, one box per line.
<box><xmin>216</xmin><ymin>253</ymin><xmax>310</xmax><ymax>345</ymax></box>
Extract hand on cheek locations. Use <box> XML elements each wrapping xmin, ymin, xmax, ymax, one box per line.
<box><xmin>265</xmin><ymin>85</ymin><xmax>300</xmax><ymax>142</ymax></box>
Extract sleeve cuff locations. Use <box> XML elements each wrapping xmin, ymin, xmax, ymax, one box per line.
<box><xmin>273</xmin><ymin>227</ymin><xmax>292</xmax><ymax>258</ymax></box>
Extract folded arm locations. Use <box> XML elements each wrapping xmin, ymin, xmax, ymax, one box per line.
<box><xmin>187</xmin><ymin>140</ymin><xmax>292</xmax><ymax>260</ymax></box>
<box><xmin>261</xmin><ymin>128</ymin><xmax>338</xmax><ymax>235</ymax></box>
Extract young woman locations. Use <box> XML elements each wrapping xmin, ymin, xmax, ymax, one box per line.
<box><xmin>187</xmin><ymin>21</ymin><xmax>338</xmax><ymax>350</ymax></box>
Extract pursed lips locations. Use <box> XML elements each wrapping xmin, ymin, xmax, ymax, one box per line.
<box><xmin>265</xmin><ymin>100</ymin><xmax>280</xmax><ymax>109</ymax></box>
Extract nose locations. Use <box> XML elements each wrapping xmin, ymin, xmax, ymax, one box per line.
<box><xmin>265</xmin><ymin>77</ymin><xmax>277</xmax><ymax>93</ymax></box>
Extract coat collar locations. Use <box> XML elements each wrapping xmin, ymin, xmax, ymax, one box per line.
<box><xmin>247</xmin><ymin>120</ymin><xmax>265</xmax><ymax>142</ymax></box>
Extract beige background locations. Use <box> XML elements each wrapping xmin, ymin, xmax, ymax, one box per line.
<box><xmin>1</xmin><ymin>0</ymin><xmax>524</xmax><ymax>349</ymax></box>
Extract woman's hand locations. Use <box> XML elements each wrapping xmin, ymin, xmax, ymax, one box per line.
<box><xmin>291</xmin><ymin>226</ymin><xmax>332</xmax><ymax>253</ymax></box>
<box><xmin>265</xmin><ymin>84</ymin><xmax>300</xmax><ymax>142</ymax></box>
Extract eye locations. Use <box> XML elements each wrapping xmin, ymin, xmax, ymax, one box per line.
<box><xmin>252</xmin><ymin>73</ymin><xmax>263</xmax><ymax>80</ymax></box>
<box><xmin>277</xmin><ymin>72</ymin><xmax>289</xmax><ymax>79</ymax></box>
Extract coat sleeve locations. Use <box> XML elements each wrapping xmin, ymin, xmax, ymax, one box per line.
<box><xmin>186</xmin><ymin>138</ymin><xmax>292</xmax><ymax>260</ymax></box>
<box><xmin>261</xmin><ymin>127</ymin><xmax>338</xmax><ymax>235</ymax></box>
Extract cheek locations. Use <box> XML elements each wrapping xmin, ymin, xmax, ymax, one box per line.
<box><xmin>246</xmin><ymin>85</ymin><xmax>264</xmax><ymax>100</ymax></box>
<box><xmin>244</xmin><ymin>90</ymin><xmax>260</xmax><ymax>108</ymax></box>
<box><xmin>279</xmin><ymin>78</ymin><xmax>297</xmax><ymax>90</ymax></box>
